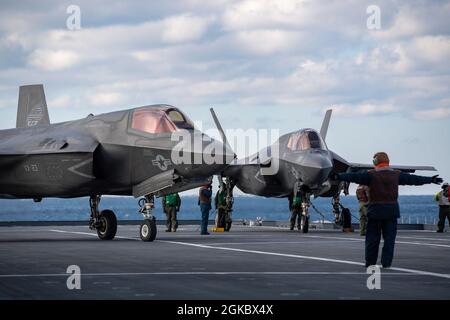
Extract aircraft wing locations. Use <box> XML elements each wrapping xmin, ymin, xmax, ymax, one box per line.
<box><xmin>0</xmin><ymin>130</ymin><xmax>99</xmax><ymax>174</ymax></box>
<box><xmin>330</xmin><ymin>152</ymin><xmax>436</xmax><ymax>173</ymax></box>
<box><xmin>0</xmin><ymin>131</ymin><xmax>98</xmax><ymax>156</ymax></box>
<box><xmin>348</xmin><ymin>163</ymin><xmax>436</xmax><ymax>173</ymax></box>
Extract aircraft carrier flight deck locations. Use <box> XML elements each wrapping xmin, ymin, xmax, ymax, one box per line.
<box><xmin>1</xmin><ymin>223</ymin><xmax>449</xmax><ymax>300</ymax></box>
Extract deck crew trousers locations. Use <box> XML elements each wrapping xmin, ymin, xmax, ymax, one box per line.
<box><xmin>365</xmin><ymin>218</ymin><xmax>397</xmax><ymax>267</ymax></box>
<box><xmin>438</xmin><ymin>206</ymin><xmax>450</xmax><ymax>232</ymax></box>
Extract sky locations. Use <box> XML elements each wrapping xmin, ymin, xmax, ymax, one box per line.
<box><xmin>0</xmin><ymin>0</ymin><xmax>449</xmax><ymax>195</ymax></box>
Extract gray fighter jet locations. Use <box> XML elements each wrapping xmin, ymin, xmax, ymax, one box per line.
<box><xmin>214</xmin><ymin>109</ymin><xmax>437</xmax><ymax>232</ymax></box>
<box><xmin>0</xmin><ymin>85</ymin><xmax>234</xmax><ymax>241</ymax></box>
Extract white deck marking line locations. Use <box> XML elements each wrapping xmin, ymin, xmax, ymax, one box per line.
<box><xmin>242</xmin><ymin>225</ymin><xmax>450</xmax><ymax>237</ymax></box>
<box><xmin>47</xmin><ymin>229</ymin><xmax>450</xmax><ymax>279</ymax></box>
<box><xmin>206</xmin><ymin>241</ymin><xmax>341</xmax><ymax>245</ymax></box>
<box><xmin>0</xmin><ymin>271</ymin><xmax>425</xmax><ymax>278</ymax></box>
<box><xmin>397</xmin><ymin>236</ymin><xmax>450</xmax><ymax>242</ymax></box>
<box><xmin>49</xmin><ymin>229</ymin><xmax>450</xmax><ymax>247</ymax></box>
<box><xmin>49</xmin><ymin>229</ymin><xmax>137</xmax><ymax>241</ymax></box>
<box><xmin>304</xmin><ymin>235</ymin><xmax>450</xmax><ymax>248</ymax></box>
<box><xmin>160</xmin><ymin>240</ymin><xmax>450</xmax><ymax>279</ymax></box>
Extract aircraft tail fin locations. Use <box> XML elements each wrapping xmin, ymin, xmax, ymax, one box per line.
<box><xmin>210</xmin><ymin>108</ymin><xmax>236</xmax><ymax>159</ymax></box>
<box><xmin>16</xmin><ymin>84</ymin><xmax>50</xmax><ymax>128</ymax></box>
<box><xmin>320</xmin><ymin>109</ymin><xmax>332</xmax><ymax>141</ymax></box>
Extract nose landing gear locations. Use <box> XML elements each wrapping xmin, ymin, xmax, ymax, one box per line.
<box><xmin>332</xmin><ymin>194</ymin><xmax>342</xmax><ymax>225</ymax></box>
<box><xmin>139</xmin><ymin>195</ymin><xmax>157</xmax><ymax>241</ymax></box>
<box><xmin>300</xmin><ymin>195</ymin><xmax>310</xmax><ymax>233</ymax></box>
<box><xmin>218</xmin><ymin>176</ymin><xmax>235</xmax><ymax>232</ymax></box>
<box><xmin>292</xmin><ymin>181</ymin><xmax>311</xmax><ymax>233</ymax></box>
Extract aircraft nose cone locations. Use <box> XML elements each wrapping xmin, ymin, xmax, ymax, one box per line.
<box><xmin>300</xmin><ymin>152</ymin><xmax>333</xmax><ymax>185</ymax></box>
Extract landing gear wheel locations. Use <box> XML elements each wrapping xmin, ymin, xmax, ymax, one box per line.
<box><xmin>97</xmin><ymin>210</ymin><xmax>117</xmax><ymax>240</ymax></box>
<box><xmin>300</xmin><ymin>216</ymin><xmax>309</xmax><ymax>233</ymax></box>
<box><xmin>140</xmin><ymin>218</ymin><xmax>157</xmax><ymax>241</ymax></box>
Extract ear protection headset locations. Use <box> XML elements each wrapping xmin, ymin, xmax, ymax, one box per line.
<box><xmin>372</xmin><ymin>154</ymin><xmax>379</xmax><ymax>166</ymax></box>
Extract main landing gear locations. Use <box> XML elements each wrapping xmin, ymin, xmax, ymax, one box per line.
<box><xmin>88</xmin><ymin>194</ymin><xmax>157</xmax><ymax>241</ymax></box>
<box><xmin>138</xmin><ymin>195</ymin><xmax>157</xmax><ymax>242</ymax></box>
<box><xmin>89</xmin><ymin>195</ymin><xmax>117</xmax><ymax>240</ymax></box>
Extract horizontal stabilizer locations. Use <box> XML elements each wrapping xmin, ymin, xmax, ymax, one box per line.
<box><xmin>16</xmin><ymin>84</ymin><xmax>50</xmax><ymax>128</ymax></box>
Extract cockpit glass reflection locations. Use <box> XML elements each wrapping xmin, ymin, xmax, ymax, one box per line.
<box><xmin>287</xmin><ymin>129</ymin><xmax>326</xmax><ymax>151</ymax></box>
<box><xmin>131</xmin><ymin>107</ymin><xmax>195</xmax><ymax>134</ymax></box>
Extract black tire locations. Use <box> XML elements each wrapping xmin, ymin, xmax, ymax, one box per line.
<box><xmin>140</xmin><ymin>218</ymin><xmax>157</xmax><ymax>241</ymax></box>
<box><xmin>97</xmin><ymin>210</ymin><xmax>117</xmax><ymax>240</ymax></box>
<box><xmin>301</xmin><ymin>216</ymin><xmax>309</xmax><ymax>233</ymax></box>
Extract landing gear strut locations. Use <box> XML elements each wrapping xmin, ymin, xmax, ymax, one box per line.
<box><xmin>300</xmin><ymin>194</ymin><xmax>310</xmax><ymax>233</ymax></box>
<box><xmin>332</xmin><ymin>194</ymin><xmax>341</xmax><ymax>225</ymax></box>
<box><xmin>139</xmin><ymin>195</ymin><xmax>157</xmax><ymax>241</ymax></box>
<box><xmin>218</xmin><ymin>176</ymin><xmax>235</xmax><ymax>232</ymax></box>
<box><xmin>332</xmin><ymin>181</ymin><xmax>350</xmax><ymax>225</ymax></box>
<box><xmin>89</xmin><ymin>195</ymin><xmax>117</xmax><ymax>240</ymax></box>
<box><xmin>293</xmin><ymin>182</ymin><xmax>310</xmax><ymax>233</ymax></box>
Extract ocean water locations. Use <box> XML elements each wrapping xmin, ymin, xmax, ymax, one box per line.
<box><xmin>0</xmin><ymin>195</ymin><xmax>440</xmax><ymax>224</ymax></box>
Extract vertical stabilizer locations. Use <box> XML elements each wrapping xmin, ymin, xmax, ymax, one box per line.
<box><xmin>16</xmin><ymin>84</ymin><xmax>50</xmax><ymax>128</ymax></box>
<box><xmin>320</xmin><ymin>109</ymin><xmax>332</xmax><ymax>141</ymax></box>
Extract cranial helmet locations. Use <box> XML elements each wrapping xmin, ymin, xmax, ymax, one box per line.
<box><xmin>373</xmin><ymin>152</ymin><xmax>390</xmax><ymax>166</ymax></box>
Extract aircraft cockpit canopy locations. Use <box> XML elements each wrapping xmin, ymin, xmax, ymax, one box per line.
<box><xmin>166</xmin><ymin>108</ymin><xmax>195</xmax><ymax>130</ymax></box>
<box><xmin>131</xmin><ymin>107</ymin><xmax>195</xmax><ymax>134</ymax></box>
<box><xmin>287</xmin><ymin>129</ymin><xmax>327</xmax><ymax>151</ymax></box>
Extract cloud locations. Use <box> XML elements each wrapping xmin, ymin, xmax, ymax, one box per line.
<box><xmin>222</xmin><ymin>0</ymin><xmax>308</xmax><ymax>31</ymax></box>
<box><xmin>28</xmin><ymin>49</ymin><xmax>80</xmax><ymax>71</ymax></box>
<box><xmin>412</xmin><ymin>36</ymin><xmax>450</xmax><ymax>64</ymax></box>
<box><xmin>0</xmin><ymin>0</ymin><xmax>448</xmax><ymax>119</ymax></box>
<box><xmin>232</xmin><ymin>29</ymin><xmax>299</xmax><ymax>55</ymax></box>
<box><xmin>161</xmin><ymin>14</ymin><xmax>213</xmax><ymax>43</ymax></box>
<box><xmin>374</xmin><ymin>3</ymin><xmax>450</xmax><ymax>40</ymax></box>
<box><xmin>0</xmin><ymin>98</ymin><xmax>14</xmax><ymax>109</ymax></box>
<box><xmin>49</xmin><ymin>95</ymin><xmax>71</xmax><ymax>108</ymax></box>
<box><xmin>413</xmin><ymin>107</ymin><xmax>450</xmax><ymax>120</ymax></box>
<box><xmin>88</xmin><ymin>92</ymin><xmax>123</xmax><ymax>107</ymax></box>
<box><xmin>331</xmin><ymin>103</ymin><xmax>398</xmax><ymax>117</ymax></box>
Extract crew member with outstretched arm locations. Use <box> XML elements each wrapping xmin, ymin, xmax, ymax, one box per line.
<box><xmin>334</xmin><ymin>152</ymin><xmax>442</xmax><ymax>268</ymax></box>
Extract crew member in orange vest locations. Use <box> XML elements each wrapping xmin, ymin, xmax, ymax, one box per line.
<box><xmin>335</xmin><ymin>152</ymin><xmax>442</xmax><ymax>268</ymax></box>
